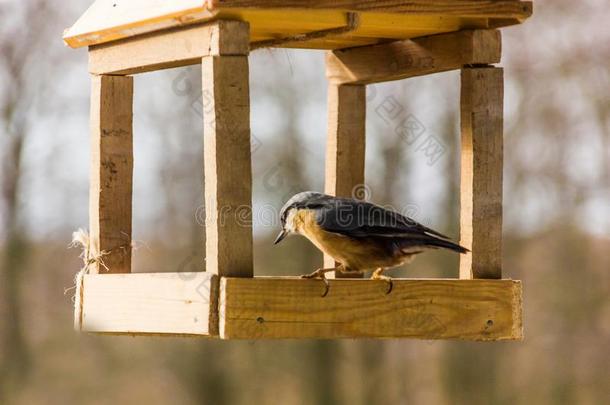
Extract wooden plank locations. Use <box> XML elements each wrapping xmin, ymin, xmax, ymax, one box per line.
<box><xmin>326</xmin><ymin>29</ymin><xmax>501</xmax><ymax>84</ymax></box>
<box><xmin>219</xmin><ymin>277</ymin><xmax>522</xmax><ymax>340</ymax></box>
<box><xmin>211</xmin><ymin>1</ymin><xmax>532</xmax><ymax>17</ymax></box>
<box><xmin>245</xmin><ymin>11</ymin><xmax>472</xmax><ymax>40</ymax></box>
<box><xmin>89</xmin><ymin>20</ymin><xmax>250</xmax><ymax>75</ymax></box>
<box><xmin>243</xmin><ymin>11</ymin><xmax>488</xmax><ymax>50</ymax></box>
<box><xmin>64</xmin><ymin>0</ymin><xmax>216</xmax><ymax>48</ymax></box>
<box><xmin>202</xmin><ymin>54</ymin><xmax>253</xmax><ymax>278</ymax></box>
<box><xmin>64</xmin><ymin>1</ymin><xmax>531</xmax><ymax>48</ymax></box>
<box><xmin>80</xmin><ymin>272</ymin><xmax>219</xmax><ymax>336</ymax></box>
<box><xmin>323</xmin><ymin>83</ymin><xmax>366</xmax><ymax>277</ymax></box>
<box><xmin>89</xmin><ymin>75</ymin><xmax>133</xmax><ymax>274</ymax></box>
<box><xmin>459</xmin><ymin>67</ymin><xmax>503</xmax><ymax>279</ymax></box>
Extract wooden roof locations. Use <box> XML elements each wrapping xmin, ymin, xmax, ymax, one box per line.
<box><xmin>64</xmin><ymin>0</ymin><xmax>532</xmax><ymax>50</ymax></box>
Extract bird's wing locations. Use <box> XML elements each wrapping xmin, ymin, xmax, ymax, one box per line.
<box><xmin>314</xmin><ymin>198</ymin><xmax>450</xmax><ymax>240</ymax></box>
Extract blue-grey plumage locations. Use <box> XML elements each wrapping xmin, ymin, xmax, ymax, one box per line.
<box><xmin>275</xmin><ymin>191</ymin><xmax>468</xmax><ymax>280</ymax></box>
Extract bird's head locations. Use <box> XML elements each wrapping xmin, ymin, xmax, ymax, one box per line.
<box><xmin>274</xmin><ymin>191</ymin><xmax>327</xmax><ymax>244</ymax></box>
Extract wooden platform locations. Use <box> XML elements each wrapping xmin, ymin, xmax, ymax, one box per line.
<box><xmin>78</xmin><ymin>274</ymin><xmax>522</xmax><ymax>341</ymax></box>
<box><xmin>64</xmin><ymin>0</ymin><xmax>532</xmax><ymax>49</ymax></box>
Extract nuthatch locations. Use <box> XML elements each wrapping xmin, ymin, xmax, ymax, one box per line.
<box><xmin>275</xmin><ymin>191</ymin><xmax>467</xmax><ymax>291</ymax></box>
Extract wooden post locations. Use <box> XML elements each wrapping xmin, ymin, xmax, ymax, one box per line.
<box><xmin>202</xmin><ymin>21</ymin><xmax>252</xmax><ymax>278</ymax></box>
<box><xmin>323</xmin><ymin>82</ymin><xmax>366</xmax><ymax>277</ymax></box>
<box><xmin>89</xmin><ymin>75</ymin><xmax>133</xmax><ymax>274</ymax></box>
<box><xmin>459</xmin><ymin>67</ymin><xmax>503</xmax><ymax>279</ymax></box>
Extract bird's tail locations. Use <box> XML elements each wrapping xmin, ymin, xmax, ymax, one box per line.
<box><xmin>423</xmin><ymin>237</ymin><xmax>469</xmax><ymax>254</ymax></box>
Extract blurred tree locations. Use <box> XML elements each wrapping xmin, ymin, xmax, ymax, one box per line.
<box><xmin>0</xmin><ymin>0</ymin><xmax>58</xmax><ymax>396</ymax></box>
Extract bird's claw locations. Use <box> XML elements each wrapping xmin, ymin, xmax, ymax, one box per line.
<box><xmin>371</xmin><ymin>273</ymin><xmax>393</xmax><ymax>294</ymax></box>
<box><xmin>301</xmin><ymin>268</ymin><xmax>324</xmax><ymax>279</ymax></box>
<box><xmin>301</xmin><ymin>269</ymin><xmax>330</xmax><ymax>297</ymax></box>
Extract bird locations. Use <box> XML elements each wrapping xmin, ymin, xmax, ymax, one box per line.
<box><xmin>274</xmin><ymin>191</ymin><xmax>468</xmax><ymax>288</ymax></box>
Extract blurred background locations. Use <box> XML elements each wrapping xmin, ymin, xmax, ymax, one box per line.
<box><xmin>1</xmin><ymin>0</ymin><xmax>609</xmax><ymax>404</ymax></box>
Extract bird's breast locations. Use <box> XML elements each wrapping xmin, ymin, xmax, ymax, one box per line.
<box><xmin>294</xmin><ymin>209</ymin><xmax>404</xmax><ymax>271</ymax></box>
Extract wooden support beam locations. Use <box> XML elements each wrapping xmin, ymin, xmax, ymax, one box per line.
<box><xmin>459</xmin><ymin>67</ymin><xmax>503</xmax><ymax>279</ymax></box>
<box><xmin>89</xmin><ymin>20</ymin><xmax>250</xmax><ymax>75</ymax></box>
<box><xmin>79</xmin><ymin>272</ymin><xmax>219</xmax><ymax>336</ymax></box>
<box><xmin>219</xmin><ymin>277</ymin><xmax>523</xmax><ymax>340</ymax></box>
<box><xmin>326</xmin><ymin>29</ymin><xmax>501</xmax><ymax>84</ymax></box>
<box><xmin>202</xmin><ymin>23</ymin><xmax>252</xmax><ymax>278</ymax></box>
<box><xmin>89</xmin><ymin>75</ymin><xmax>133</xmax><ymax>274</ymax></box>
<box><xmin>323</xmin><ymin>82</ymin><xmax>366</xmax><ymax>277</ymax></box>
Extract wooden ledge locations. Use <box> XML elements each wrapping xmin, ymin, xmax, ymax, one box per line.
<box><xmin>77</xmin><ymin>274</ymin><xmax>522</xmax><ymax>341</ymax></box>
<box><xmin>79</xmin><ymin>272</ymin><xmax>219</xmax><ymax>336</ymax></box>
<box><xmin>220</xmin><ymin>277</ymin><xmax>522</xmax><ymax>340</ymax></box>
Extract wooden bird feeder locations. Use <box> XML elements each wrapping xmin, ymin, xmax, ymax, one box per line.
<box><xmin>66</xmin><ymin>0</ymin><xmax>531</xmax><ymax>340</ymax></box>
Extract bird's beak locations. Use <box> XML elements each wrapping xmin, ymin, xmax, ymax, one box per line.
<box><xmin>274</xmin><ymin>229</ymin><xmax>288</xmax><ymax>245</ymax></box>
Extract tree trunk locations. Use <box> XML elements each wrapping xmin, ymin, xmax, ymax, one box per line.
<box><xmin>0</xmin><ymin>133</ymin><xmax>30</xmax><ymax>398</ymax></box>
